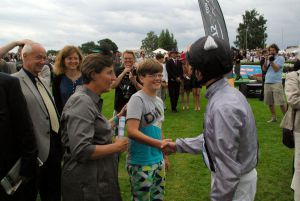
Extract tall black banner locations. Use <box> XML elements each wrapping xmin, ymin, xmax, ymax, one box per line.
<box><xmin>197</xmin><ymin>0</ymin><xmax>230</xmax><ymax>48</ymax></box>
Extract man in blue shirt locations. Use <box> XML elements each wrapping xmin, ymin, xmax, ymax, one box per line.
<box><xmin>264</xmin><ymin>43</ymin><xmax>286</xmax><ymax>122</ymax></box>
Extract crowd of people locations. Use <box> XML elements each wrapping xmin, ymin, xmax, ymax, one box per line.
<box><xmin>0</xmin><ymin>36</ymin><xmax>299</xmax><ymax>201</ymax></box>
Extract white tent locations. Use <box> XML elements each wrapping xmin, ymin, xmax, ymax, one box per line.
<box><xmin>152</xmin><ymin>48</ymin><xmax>168</xmax><ymax>54</ymax></box>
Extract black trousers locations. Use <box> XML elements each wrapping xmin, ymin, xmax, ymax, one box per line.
<box><xmin>168</xmin><ymin>81</ymin><xmax>180</xmax><ymax>111</ymax></box>
<box><xmin>24</xmin><ymin>132</ymin><xmax>62</xmax><ymax>201</ymax></box>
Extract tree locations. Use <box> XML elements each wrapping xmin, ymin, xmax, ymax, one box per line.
<box><xmin>158</xmin><ymin>29</ymin><xmax>178</xmax><ymax>51</ymax></box>
<box><xmin>234</xmin><ymin>9</ymin><xmax>267</xmax><ymax>50</ymax></box>
<box><xmin>79</xmin><ymin>41</ymin><xmax>100</xmax><ymax>54</ymax></box>
<box><xmin>140</xmin><ymin>31</ymin><xmax>158</xmax><ymax>56</ymax></box>
<box><xmin>47</xmin><ymin>50</ymin><xmax>58</xmax><ymax>56</ymax></box>
<box><xmin>98</xmin><ymin>38</ymin><xmax>118</xmax><ymax>53</ymax></box>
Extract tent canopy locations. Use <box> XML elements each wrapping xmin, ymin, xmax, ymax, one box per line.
<box><xmin>152</xmin><ymin>48</ymin><xmax>168</xmax><ymax>54</ymax></box>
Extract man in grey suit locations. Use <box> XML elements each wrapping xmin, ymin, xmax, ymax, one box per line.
<box><xmin>13</xmin><ymin>42</ymin><xmax>61</xmax><ymax>201</ymax></box>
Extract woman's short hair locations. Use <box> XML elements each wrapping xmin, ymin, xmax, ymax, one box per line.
<box><xmin>137</xmin><ymin>58</ymin><xmax>163</xmax><ymax>76</ymax></box>
<box><xmin>54</xmin><ymin>45</ymin><xmax>83</xmax><ymax>75</ymax></box>
<box><xmin>81</xmin><ymin>53</ymin><xmax>113</xmax><ymax>84</ymax></box>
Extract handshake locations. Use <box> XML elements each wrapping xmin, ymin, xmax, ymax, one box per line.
<box><xmin>161</xmin><ymin>139</ymin><xmax>177</xmax><ymax>155</ymax></box>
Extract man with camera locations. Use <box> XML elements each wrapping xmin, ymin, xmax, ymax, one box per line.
<box><xmin>264</xmin><ymin>43</ymin><xmax>286</xmax><ymax>122</ymax></box>
<box><xmin>112</xmin><ymin>50</ymin><xmax>142</xmax><ymax>113</ymax></box>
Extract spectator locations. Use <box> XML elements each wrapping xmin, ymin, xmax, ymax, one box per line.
<box><xmin>264</xmin><ymin>43</ymin><xmax>286</xmax><ymax>122</ymax></box>
<box><xmin>52</xmin><ymin>45</ymin><xmax>83</xmax><ymax>114</ymax></box>
<box><xmin>156</xmin><ymin>53</ymin><xmax>168</xmax><ymax>110</ymax></box>
<box><xmin>259</xmin><ymin>49</ymin><xmax>268</xmax><ymax>101</ymax></box>
<box><xmin>137</xmin><ymin>50</ymin><xmax>146</xmax><ymax>62</ymax></box>
<box><xmin>0</xmin><ymin>40</ymin><xmax>31</xmax><ymax>74</ymax></box>
<box><xmin>60</xmin><ymin>53</ymin><xmax>128</xmax><ymax>201</ymax></box>
<box><xmin>13</xmin><ymin>42</ymin><xmax>61</xmax><ymax>201</ymax></box>
<box><xmin>280</xmin><ymin>56</ymin><xmax>300</xmax><ymax>201</ymax></box>
<box><xmin>166</xmin><ymin>49</ymin><xmax>182</xmax><ymax>112</ymax></box>
<box><xmin>111</xmin><ymin>50</ymin><xmax>142</xmax><ymax>114</ymax></box>
<box><xmin>233</xmin><ymin>49</ymin><xmax>243</xmax><ymax>80</ymax></box>
<box><xmin>180</xmin><ymin>52</ymin><xmax>192</xmax><ymax>110</ymax></box>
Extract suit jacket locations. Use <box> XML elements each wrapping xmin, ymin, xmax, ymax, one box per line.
<box><xmin>13</xmin><ymin>69</ymin><xmax>55</xmax><ymax>162</ymax></box>
<box><xmin>280</xmin><ymin>70</ymin><xmax>300</xmax><ymax>132</ymax></box>
<box><xmin>166</xmin><ymin>58</ymin><xmax>182</xmax><ymax>82</ymax></box>
<box><xmin>0</xmin><ymin>73</ymin><xmax>37</xmax><ymax>180</ymax></box>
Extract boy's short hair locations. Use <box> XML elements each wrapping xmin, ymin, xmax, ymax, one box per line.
<box><xmin>137</xmin><ymin>58</ymin><xmax>163</xmax><ymax>76</ymax></box>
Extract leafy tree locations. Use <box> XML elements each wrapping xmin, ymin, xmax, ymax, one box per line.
<box><xmin>158</xmin><ymin>29</ymin><xmax>177</xmax><ymax>51</ymax></box>
<box><xmin>47</xmin><ymin>50</ymin><xmax>58</xmax><ymax>56</ymax></box>
<box><xmin>79</xmin><ymin>41</ymin><xmax>100</xmax><ymax>54</ymax></box>
<box><xmin>98</xmin><ymin>38</ymin><xmax>118</xmax><ymax>53</ymax></box>
<box><xmin>140</xmin><ymin>31</ymin><xmax>158</xmax><ymax>55</ymax></box>
<box><xmin>234</xmin><ymin>9</ymin><xmax>267</xmax><ymax>50</ymax></box>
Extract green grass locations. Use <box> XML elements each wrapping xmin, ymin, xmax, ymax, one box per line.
<box><xmin>101</xmin><ymin>89</ymin><xmax>294</xmax><ymax>201</ymax></box>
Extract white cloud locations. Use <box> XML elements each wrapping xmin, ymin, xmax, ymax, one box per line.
<box><xmin>0</xmin><ymin>0</ymin><xmax>299</xmax><ymax>52</ymax></box>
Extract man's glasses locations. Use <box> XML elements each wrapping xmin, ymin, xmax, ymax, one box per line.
<box><xmin>146</xmin><ymin>73</ymin><xmax>163</xmax><ymax>79</ymax></box>
<box><xmin>124</xmin><ymin>57</ymin><xmax>134</xmax><ymax>61</ymax></box>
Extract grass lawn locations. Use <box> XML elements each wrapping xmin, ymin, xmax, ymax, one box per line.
<box><xmin>100</xmin><ymin>88</ymin><xmax>294</xmax><ymax>201</ymax></box>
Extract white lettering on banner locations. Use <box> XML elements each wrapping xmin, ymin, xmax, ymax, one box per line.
<box><xmin>210</xmin><ymin>25</ymin><xmax>219</xmax><ymax>37</ymax></box>
<box><xmin>205</xmin><ymin>3</ymin><xmax>210</xmax><ymax>14</ymax></box>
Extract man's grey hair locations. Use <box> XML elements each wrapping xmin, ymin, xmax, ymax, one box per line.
<box><xmin>21</xmin><ymin>42</ymin><xmax>42</xmax><ymax>60</ymax></box>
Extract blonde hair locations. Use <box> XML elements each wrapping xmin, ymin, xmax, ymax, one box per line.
<box><xmin>54</xmin><ymin>45</ymin><xmax>83</xmax><ymax>75</ymax></box>
<box><xmin>122</xmin><ymin>50</ymin><xmax>136</xmax><ymax>60</ymax></box>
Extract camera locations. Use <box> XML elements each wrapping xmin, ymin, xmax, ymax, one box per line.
<box><xmin>269</xmin><ymin>55</ymin><xmax>275</xmax><ymax>62</ymax></box>
<box><xmin>131</xmin><ymin>67</ymin><xmax>137</xmax><ymax>76</ymax></box>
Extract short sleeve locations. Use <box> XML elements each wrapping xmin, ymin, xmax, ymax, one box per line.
<box><xmin>126</xmin><ymin>94</ymin><xmax>143</xmax><ymax>121</ymax></box>
<box><xmin>275</xmin><ymin>56</ymin><xmax>285</xmax><ymax>68</ymax></box>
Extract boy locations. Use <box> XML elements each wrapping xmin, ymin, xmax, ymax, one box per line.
<box><xmin>126</xmin><ymin>59</ymin><xmax>170</xmax><ymax>201</ymax></box>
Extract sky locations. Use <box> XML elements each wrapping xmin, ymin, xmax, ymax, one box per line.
<box><xmin>0</xmin><ymin>0</ymin><xmax>299</xmax><ymax>52</ymax></box>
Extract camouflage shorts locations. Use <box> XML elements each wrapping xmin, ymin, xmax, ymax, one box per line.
<box><xmin>126</xmin><ymin>161</ymin><xmax>165</xmax><ymax>201</ymax></box>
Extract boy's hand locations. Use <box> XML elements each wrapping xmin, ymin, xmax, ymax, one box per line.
<box><xmin>161</xmin><ymin>141</ymin><xmax>177</xmax><ymax>155</ymax></box>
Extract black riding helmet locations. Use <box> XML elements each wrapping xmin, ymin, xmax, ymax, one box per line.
<box><xmin>186</xmin><ymin>36</ymin><xmax>233</xmax><ymax>84</ymax></box>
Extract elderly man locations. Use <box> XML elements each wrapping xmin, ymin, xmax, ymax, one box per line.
<box><xmin>0</xmin><ymin>72</ymin><xmax>38</xmax><ymax>201</ymax></box>
<box><xmin>162</xmin><ymin>36</ymin><xmax>258</xmax><ymax>201</ymax></box>
<box><xmin>13</xmin><ymin>43</ymin><xmax>61</xmax><ymax>201</ymax></box>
